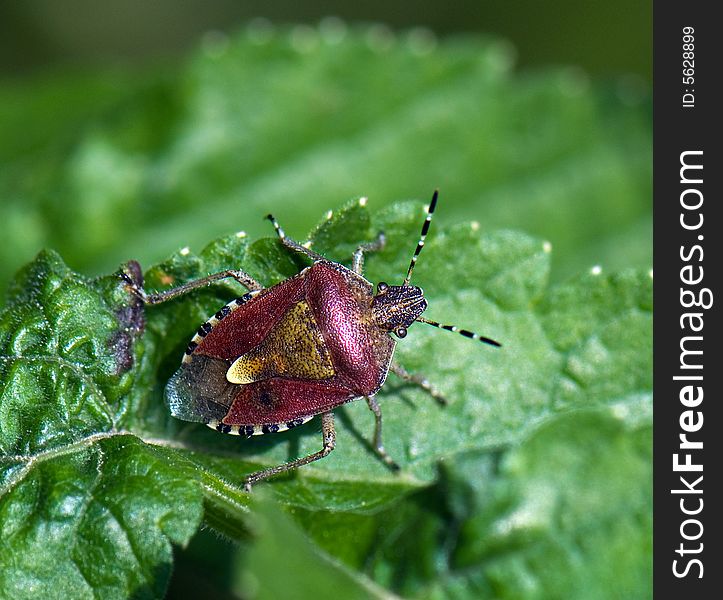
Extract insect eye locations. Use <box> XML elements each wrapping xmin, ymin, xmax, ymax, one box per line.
<box><xmin>395</xmin><ymin>327</ymin><xmax>407</xmax><ymax>339</ymax></box>
<box><xmin>377</xmin><ymin>282</ymin><xmax>389</xmax><ymax>293</ymax></box>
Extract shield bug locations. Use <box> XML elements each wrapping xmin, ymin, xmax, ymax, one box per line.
<box><xmin>124</xmin><ymin>191</ymin><xmax>500</xmax><ymax>490</ymax></box>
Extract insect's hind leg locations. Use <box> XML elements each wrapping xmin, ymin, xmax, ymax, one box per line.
<box><xmin>242</xmin><ymin>412</ymin><xmax>336</xmax><ymax>491</ymax></box>
<box><xmin>390</xmin><ymin>362</ymin><xmax>447</xmax><ymax>406</ymax></box>
<box><xmin>266</xmin><ymin>214</ymin><xmax>326</xmax><ymax>262</ymax></box>
<box><xmin>122</xmin><ymin>266</ymin><xmax>263</xmax><ymax>306</ymax></box>
<box><xmin>365</xmin><ymin>396</ymin><xmax>400</xmax><ymax>471</ymax></box>
<box><xmin>352</xmin><ymin>232</ymin><xmax>386</xmax><ymax>275</ymax></box>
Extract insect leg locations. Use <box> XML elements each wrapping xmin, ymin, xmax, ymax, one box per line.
<box><xmin>122</xmin><ymin>267</ymin><xmax>263</xmax><ymax>305</ymax></box>
<box><xmin>390</xmin><ymin>362</ymin><xmax>448</xmax><ymax>406</ymax></box>
<box><xmin>265</xmin><ymin>214</ymin><xmax>326</xmax><ymax>262</ymax></box>
<box><xmin>365</xmin><ymin>396</ymin><xmax>400</xmax><ymax>471</ymax></box>
<box><xmin>242</xmin><ymin>412</ymin><xmax>336</xmax><ymax>491</ymax></box>
<box><xmin>351</xmin><ymin>232</ymin><xmax>386</xmax><ymax>275</ymax></box>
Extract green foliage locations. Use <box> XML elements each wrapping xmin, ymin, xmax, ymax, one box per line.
<box><xmin>0</xmin><ymin>254</ymin><xmax>204</xmax><ymax>598</ymax></box>
<box><xmin>0</xmin><ymin>25</ymin><xmax>651</xmax><ymax>600</ymax></box>
<box><xmin>0</xmin><ymin>197</ymin><xmax>651</xmax><ymax>598</ymax></box>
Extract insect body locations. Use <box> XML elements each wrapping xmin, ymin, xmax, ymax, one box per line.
<box><xmin>126</xmin><ymin>191</ymin><xmax>500</xmax><ymax>490</ymax></box>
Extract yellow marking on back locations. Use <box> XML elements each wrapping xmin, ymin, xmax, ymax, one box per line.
<box><xmin>227</xmin><ymin>300</ymin><xmax>335</xmax><ymax>384</ymax></box>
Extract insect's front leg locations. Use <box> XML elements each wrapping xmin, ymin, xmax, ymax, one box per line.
<box><xmin>121</xmin><ymin>265</ymin><xmax>263</xmax><ymax>306</ymax></box>
<box><xmin>390</xmin><ymin>362</ymin><xmax>447</xmax><ymax>406</ymax></box>
<box><xmin>266</xmin><ymin>214</ymin><xmax>326</xmax><ymax>262</ymax></box>
<box><xmin>352</xmin><ymin>232</ymin><xmax>386</xmax><ymax>275</ymax></box>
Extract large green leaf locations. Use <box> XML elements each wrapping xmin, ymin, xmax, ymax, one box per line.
<box><xmin>1</xmin><ymin>196</ymin><xmax>651</xmax><ymax>598</ymax></box>
<box><xmin>0</xmin><ymin>253</ymin><xmax>204</xmax><ymax>599</ymax></box>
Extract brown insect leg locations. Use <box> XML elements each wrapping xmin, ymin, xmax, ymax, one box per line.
<box><xmin>352</xmin><ymin>232</ymin><xmax>386</xmax><ymax>275</ymax></box>
<box><xmin>242</xmin><ymin>411</ymin><xmax>336</xmax><ymax>491</ymax></box>
<box><xmin>390</xmin><ymin>362</ymin><xmax>448</xmax><ymax>406</ymax></box>
<box><xmin>122</xmin><ymin>268</ymin><xmax>263</xmax><ymax>305</ymax></box>
<box><xmin>266</xmin><ymin>214</ymin><xmax>326</xmax><ymax>262</ymax></box>
<box><xmin>365</xmin><ymin>396</ymin><xmax>400</xmax><ymax>471</ymax></box>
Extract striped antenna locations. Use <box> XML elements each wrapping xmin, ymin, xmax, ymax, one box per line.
<box><xmin>416</xmin><ymin>316</ymin><xmax>501</xmax><ymax>348</ymax></box>
<box><xmin>402</xmin><ymin>189</ymin><xmax>439</xmax><ymax>286</ymax></box>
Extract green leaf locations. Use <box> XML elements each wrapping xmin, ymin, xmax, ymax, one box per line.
<box><xmin>0</xmin><ymin>197</ymin><xmax>650</xmax><ymax>597</ymax></box>
<box><xmin>0</xmin><ymin>436</ymin><xmax>203</xmax><ymax>599</ymax></box>
<box><xmin>232</xmin><ymin>496</ymin><xmax>394</xmax><ymax>600</ymax></box>
<box><xmin>331</xmin><ymin>409</ymin><xmax>651</xmax><ymax>599</ymax></box>
<box><xmin>446</xmin><ymin>410</ymin><xmax>652</xmax><ymax>600</ymax></box>
<box><xmin>0</xmin><ymin>253</ymin><xmax>208</xmax><ymax>599</ymax></box>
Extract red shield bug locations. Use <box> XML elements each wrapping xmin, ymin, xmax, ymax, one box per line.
<box><xmin>124</xmin><ymin>191</ymin><xmax>500</xmax><ymax>490</ymax></box>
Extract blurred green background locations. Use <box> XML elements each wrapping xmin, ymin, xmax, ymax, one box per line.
<box><xmin>3</xmin><ymin>1</ymin><xmax>651</xmax><ymax>78</ymax></box>
<box><xmin>0</xmin><ymin>2</ymin><xmax>651</xmax><ymax>599</ymax></box>
<box><xmin>1</xmin><ymin>1</ymin><xmax>651</xmax><ymax>296</ymax></box>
